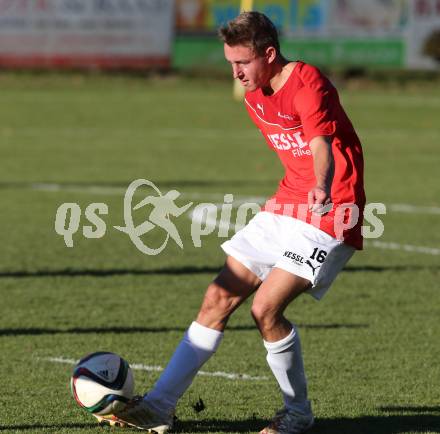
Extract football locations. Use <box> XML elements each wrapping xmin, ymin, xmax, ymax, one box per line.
<box><xmin>71</xmin><ymin>351</ymin><xmax>134</xmax><ymax>415</ymax></box>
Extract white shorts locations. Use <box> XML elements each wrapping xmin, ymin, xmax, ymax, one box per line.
<box><xmin>221</xmin><ymin>211</ymin><xmax>355</xmax><ymax>300</ymax></box>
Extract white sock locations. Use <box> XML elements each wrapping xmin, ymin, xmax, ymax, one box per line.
<box><xmin>264</xmin><ymin>325</ymin><xmax>311</xmax><ymax>413</ymax></box>
<box><xmin>144</xmin><ymin>321</ymin><xmax>223</xmax><ymax>415</ymax></box>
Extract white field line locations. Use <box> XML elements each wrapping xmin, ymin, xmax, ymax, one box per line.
<box><xmin>6</xmin><ymin>127</ymin><xmax>260</xmax><ymax>139</ymax></box>
<box><xmin>27</xmin><ymin>183</ymin><xmax>440</xmax><ymax>256</ymax></box>
<box><xmin>41</xmin><ymin>356</ymin><xmax>269</xmax><ymax>381</ymax></box>
<box><xmin>26</xmin><ymin>183</ymin><xmax>440</xmax><ymax>216</ymax></box>
<box><xmin>190</xmin><ymin>207</ymin><xmax>440</xmax><ymax>257</ymax></box>
<box><xmin>6</xmin><ymin>124</ymin><xmax>440</xmax><ymax>136</ymax></box>
<box><xmin>387</xmin><ymin>203</ymin><xmax>440</xmax><ymax>215</ymax></box>
<box><xmin>29</xmin><ymin>183</ymin><xmax>264</xmax><ymax>202</ymax></box>
<box><xmin>364</xmin><ymin>241</ymin><xmax>440</xmax><ymax>256</ymax></box>
<box><xmin>31</xmin><ymin>183</ymin><xmax>128</xmax><ymax>196</ymax></box>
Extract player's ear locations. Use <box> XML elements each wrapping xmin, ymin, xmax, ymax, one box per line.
<box><xmin>265</xmin><ymin>46</ymin><xmax>277</xmax><ymax>64</ymax></box>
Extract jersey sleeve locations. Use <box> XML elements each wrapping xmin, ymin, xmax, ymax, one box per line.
<box><xmin>293</xmin><ymin>66</ymin><xmax>338</xmax><ymax>143</ymax></box>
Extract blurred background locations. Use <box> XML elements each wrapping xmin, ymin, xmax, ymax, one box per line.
<box><xmin>0</xmin><ymin>0</ymin><xmax>439</xmax><ymax>73</ymax></box>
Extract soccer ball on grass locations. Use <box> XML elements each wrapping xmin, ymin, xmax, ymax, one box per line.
<box><xmin>71</xmin><ymin>351</ymin><xmax>134</xmax><ymax>415</ymax></box>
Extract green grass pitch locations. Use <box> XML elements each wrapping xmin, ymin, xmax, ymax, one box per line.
<box><xmin>0</xmin><ymin>73</ymin><xmax>439</xmax><ymax>433</ymax></box>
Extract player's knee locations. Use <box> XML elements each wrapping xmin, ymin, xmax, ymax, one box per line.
<box><xmin>199</xmin><ymin>282</ymin><xmax>239</xmax><ymax>320</ymax></box>
<box><xmin>250</xmin><ymin>300</ymin><xmax>279</xmax><ymax>330</ymax></box>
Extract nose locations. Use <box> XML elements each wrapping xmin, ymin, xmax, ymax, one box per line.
<box><xmin>232</xmin><ymin>63</ymin><xmax>242</xmax><ymax>79</ymax></box>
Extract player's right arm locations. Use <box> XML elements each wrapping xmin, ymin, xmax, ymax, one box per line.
<box><xmin>308</xmin><ymin>135</ymin><xmax>334</xmax><ymax>214</ymax></box>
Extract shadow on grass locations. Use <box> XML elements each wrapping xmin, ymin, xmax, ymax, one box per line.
<box><xmin>343</xmin><ymin>265</ymin><xmax>440</xmax><ymax>272</ymax></box>
<box><xmin>0</xmin><ymin>323</ymin><xmax>368</xmax><ymax>337</ymax></box>
<box><xmin>1</xmin><ymin>264</ymin><xmax>437</xmax><ymax>279</ymax></box>
<box><xmin>0</xmin><ymin>265</ymin><xmax>222</xmax><ymax>279</ymax></box>
<box><xmin>310</xmin><ymin>414</ymin><xmax>440</xmax><ymax>434</ymax></box>
<box><xmin>173</xmin><ymin>414</ymin><xmax>440</xmax><ymax>433</ymax></box>
<box><xmin>0</xmin><ymin>422</ymin><xmax>97</xmax><ymax>431</ymax></box>
<box><xmin>2</xmin><ymin>413</ymin><xmax>438</xmax><ymax>433</ymax></box>
<box><xmin>379</xmin><ymin>405</ymin><xmax>440</xmax><ymax>413</ymax></box>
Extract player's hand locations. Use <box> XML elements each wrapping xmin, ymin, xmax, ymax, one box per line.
<box><xmin>308</xmin><ymin>186</ymin><xmax>332</xmax><ymax>215</ymax></box>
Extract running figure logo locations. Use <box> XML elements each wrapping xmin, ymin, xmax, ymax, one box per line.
<box><xmin>114</xmin><ymin>179</ymin><xmax>193</xmax><ymax>255</ymax></box>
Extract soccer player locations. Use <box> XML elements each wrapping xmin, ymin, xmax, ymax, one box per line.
<box><xmin>96</xmin><ymin>11</ymin><xmax>365</xmax><ymax>434</ymax></box>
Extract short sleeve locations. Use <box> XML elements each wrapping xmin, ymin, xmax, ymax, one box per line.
<box><xmin>293</xmin><ymin>66</ymin><xmax>338</xmax><ymax>143</ymax></box>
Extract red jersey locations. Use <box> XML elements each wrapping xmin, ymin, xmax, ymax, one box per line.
<box><xmin>244</xmin><ymin>62</ymin><xmax>365</xmax><ymax>249</ymax></box>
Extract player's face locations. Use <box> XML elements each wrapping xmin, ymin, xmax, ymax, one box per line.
<box><xmin>224</xmin><ymin>43</ymin><xmax>272</xmax><ymax>91</ymax></box>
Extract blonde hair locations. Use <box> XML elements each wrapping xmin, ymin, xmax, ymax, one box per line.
<box><xmin>218</xmin><ymin>11</ymin><xmax>280</xmax><ymax>56</ymax></box>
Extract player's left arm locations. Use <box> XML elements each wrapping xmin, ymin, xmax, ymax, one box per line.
<box><xmin>308</xmin><ymin>135</ymin><xmax>334</xmax><ymax>214</ymax></box>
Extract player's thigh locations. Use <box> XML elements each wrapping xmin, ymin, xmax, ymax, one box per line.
<box><xmin>251</xmin><ymin>267</ymin><xmax>311</xmax><ymax>321</ymax></box>
<box><xmin>197</xmin><ymin>256</ymin><xmax>261</xmax><ymax>329</ymax></box>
